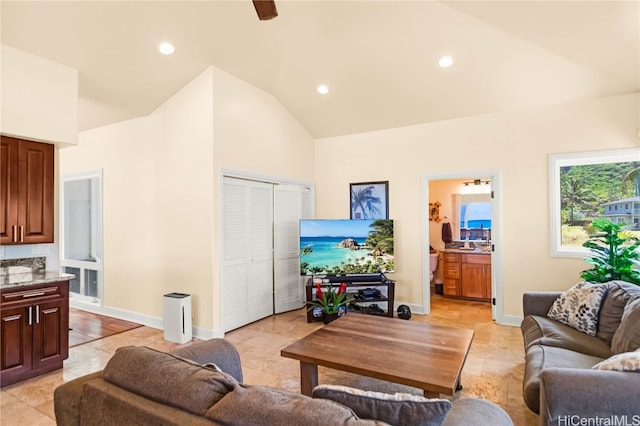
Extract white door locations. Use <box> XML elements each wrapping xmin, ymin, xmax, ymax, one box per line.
<box><xmin>221</xmin><ymin>177</ymin><xmax>273</xmax><ymax>332</ymax></box>
<box><xmin>274</xmin><ymin>185</ymin><xmax>311</xmax><ymax>313</ymax></box>
<box><xmin>489</xmin><ymin>180</ymin><xmax>497</xmax><ymax>320</ymax></box>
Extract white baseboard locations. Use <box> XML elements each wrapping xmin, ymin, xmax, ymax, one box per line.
<box><xmin>195</xmin><ymin>327</ymin><xmax>224</xmax><ymax>340</ymax></box>
<box><xmin>496</xmin><ymin>314</ymin><xmax>523</xmax><ymax>327</ymax></box>
<box><xmin>69</xmin><ymin>300</ymin><xmax>219</xmax><ymax>341</ymax></box>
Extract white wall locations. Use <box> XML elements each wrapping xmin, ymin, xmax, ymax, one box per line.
<box><xmin>60</xmin><ymin>69</ymin><xmax>213</xmax><ymax>330</ymax></box>
<box><xmin>314</xmin><ymin>94</ymin><xmax>639</xmax><ymax>320</ymax></box>
<box><xmin>211</xmin><ymin>67</ymin><xmax>315</xmax><ymax>178</ymax></box>
<box><xmin>1</xmin><ymin>45</ymin><xmax>78</xmax><ymax>145</ymax></box>
<box><xmin>60</xmin><ymin>116</ymin><xmax>157</xmax><ymax>316</ymax></box>
<box><xmin>210</xmin><ymin>67</ymin><xmax>314</xmax><ymax>329</ymax></box>
<box><xmin>148</xmin><ymin>67</ymin><xmax>215</xmax><ymax>330</ymax></box>
<box><xmin>60</xmin><ymin>66</ymin><xmax>314</xmax><ymax>335</ymax></box>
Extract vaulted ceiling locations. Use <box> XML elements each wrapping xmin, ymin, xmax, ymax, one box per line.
<box><xmin>2</xmin><ymin>1</ymin><xmax>638</xmax><ymax>138</ymax></box>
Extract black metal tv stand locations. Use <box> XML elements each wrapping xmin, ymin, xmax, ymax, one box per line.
<box><xmin>305</xmin><ymin>274</ymin><xmax>395</xmax><ymax>323</ymax></box>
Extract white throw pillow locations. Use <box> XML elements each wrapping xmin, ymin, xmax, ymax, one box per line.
<box><xmin>547</xmin><ymin>281</ymin><xmax>609</xmax><ymax>336</ymax></box>
<box><xmin>592</xmin><ymin>348</ymin><xmax>640</xmax><ymax>372</ymax></box>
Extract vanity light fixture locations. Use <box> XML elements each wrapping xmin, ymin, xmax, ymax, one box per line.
<box><xmin>317</xmin><ymin>84</ymin><xmax>329</xmax><ymax>95</ymax></box>
<box><xmin>438</xmin><ymin>56</ymin><xmax>453</xmax><ymax>68</ymax></box>
<box><xmin>463</xmin><ymin>179</ymin><xmax>490</xmax><ymax>186</ymax></box>
<box><xmin>158</xmin><ymin>42</ymin><xmax>175</xmax><ymax>55</ymax></box>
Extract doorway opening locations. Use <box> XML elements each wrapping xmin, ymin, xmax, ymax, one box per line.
<box><xmin>60</xmin><ymin>170</ymin><xmax>103</xmax><ymax>309</ymax></box>
<box><xmin>422</xmin><ymin>172</ymin><xmax>502</xmax><ymax>322</ymax></box>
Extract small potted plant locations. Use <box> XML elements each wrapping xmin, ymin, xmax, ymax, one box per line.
<box><xmin>308</xmin><ymin>282</ymin><xmax>351</xmax><ymax>324</ymax></box>
<box><xmin>581</xmin><ymin>218</ymin><xmax>640</xmax><ymax>285</ymax></box>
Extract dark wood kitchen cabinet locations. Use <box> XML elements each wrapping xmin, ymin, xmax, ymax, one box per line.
<box><xmin>0</xmin><ymin>281</ymin><xmax>69</xmax><ymax>386</ymax></box>
<box><xmin>0</xmin><ymin>136</ymin><xmax>54</xmax><ymax>245</ymax></box>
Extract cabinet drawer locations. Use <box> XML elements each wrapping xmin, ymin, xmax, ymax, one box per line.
<box><xmin>443</xmin><ymin>261</ymin><xmax>460</xmax><ymax>279</ymax></box>
<box><xmin>1</xmin><ymin>285</ymin><xmax>62</xmax><ymax>305</ymax></box>
<box><xmin>443</xmin><ymin>253</ymin><xmax>460</xmax><ymax>263</ymax></box>
<box><xmin>461</xmin><ymin>254</ymin><xmax>491</xmax><ymax>265</ymax></box>
<box><xmin>443</xmin><ymin>278</ymin><xmax>459</xmax><ymax>296</ymax></box>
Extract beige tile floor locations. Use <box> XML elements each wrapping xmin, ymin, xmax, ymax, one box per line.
<box><xmin>0</xmin><ymin>295</ymin><xmax>538</xmax><ymax>425</ymax></box>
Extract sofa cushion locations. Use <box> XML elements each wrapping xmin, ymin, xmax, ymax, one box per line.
<box><xmin>547</xmin><ymin>281</ymin><xmax>609</xmax><ymax>336</ymax></box>
<box><xmin>103</xmin><ymin>346</ymin><xmax>238</xmax><ymax>416</ymax></box>
<box><xmin>78</xmin><ymin>379</ymin><xmax>216</xmax><ymax>426</ymax></box>
<box><xmin>523</xmin><ymin>345</ymin><xmax>604</xmax><ymax>414</ymax></box>
<box><xmin>521</xmin><ymin>315</ymin><xmax>611</xmax><ymax>359</ymax></box>
<box><xmin>170</xmin><ymin>338</ymin><xmax>244</xmax><ymax>383</ymax></box>
<box><xmin>205</xmin><ymin>383</ymin><xmax>383</xmax><ymax>425</ymax></box>
<box><xmin>592</xmin><ymin>349</ymin><xmax>640</xmax><ymax>372</ymax></box>
<box><xmin>312</xmin><ymin>384</ymin><xmax>451</xmax><ymax>426</ymax></box>
<box><xmin>596</xmin><ymin>281</ymin><xmax>640</xmax><ymax>345</ymax></box>
<box><xmin>611</xmin><ymin>298</ymin><xmax>640</xmax><ymax>354</ymax></box>
<box><xmin>442</xmin><ymin>398</ymin><xmax>513</xmax><ymax>426</ymax></box>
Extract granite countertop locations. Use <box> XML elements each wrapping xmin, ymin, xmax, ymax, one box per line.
<box><xmin>0</xmin><ymin>271</ymin><xmax>75</xmax><ymax>290</ymax></box>
<box><xmin>442</xmin><ymin>248</ymin><xmax>491</xmax><ymax>255</ymax></box>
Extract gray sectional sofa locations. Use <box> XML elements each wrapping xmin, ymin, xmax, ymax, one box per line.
<box><xmin>521</xmin><ymin>280</ymin><xmax>640</xmax><ymax>426</ymax></box>
<box><xmin>55</xmin><ymin>338</ymin><xmax>513</xmax><ymax>426</ymax></box>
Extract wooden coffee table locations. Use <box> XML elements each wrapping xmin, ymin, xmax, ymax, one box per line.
<box><xmin>281</xmin><ymin>314</ymin><xmax>474</xmax><ymax>397</ymax></box>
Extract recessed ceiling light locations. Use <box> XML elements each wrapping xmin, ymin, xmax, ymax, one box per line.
<box><xmin>317</xmin><ymin>85</ymin><xmax>329</xmax><ymax>95</ymax></box>
<box><xmin>438</xmin><ymin>56</ymin><xmax>453</xmax><ymax>68</ymax></box>
<box><xmin>158</xmin><ymin>42</ymin><xmax>175</xmax><ymax>55</ymax></box>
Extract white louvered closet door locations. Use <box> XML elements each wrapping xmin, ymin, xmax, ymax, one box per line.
<box><xmin>221</xmin><ymin>177</ymin><xmax>274</xmax><ymax>332</ymax></box>
<box><xmin>273</xmin><ymin>185</ymin><xmax>311</xmax><ymax>313</ymax></box>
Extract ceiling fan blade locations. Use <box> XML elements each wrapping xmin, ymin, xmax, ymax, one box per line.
<box><xmin>253</xmin><ymin>0</ymin><xmax>278</xmax><ymax>20</ymax></box>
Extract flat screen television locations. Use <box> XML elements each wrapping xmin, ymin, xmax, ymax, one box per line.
<box><xmin>299</xmin><ymin>219</ymin><xmax>394</xmax><ymax>276</ymax></box>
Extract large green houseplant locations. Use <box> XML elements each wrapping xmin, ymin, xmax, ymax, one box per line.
<box><xmin>581</xmin><ymin>218</ymin><xmax>640</xmax><ymax>285</ymax></box>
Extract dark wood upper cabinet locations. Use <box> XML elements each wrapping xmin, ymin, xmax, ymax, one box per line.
<box><xmin>0</xmin><ymin>136</ymin><xmax>54</xmax><ymax>245</ymax></box>
<box><xmin>0</xmin><ymin>137</ymin><xmax>19</xmax><ymax>242</ymax></box>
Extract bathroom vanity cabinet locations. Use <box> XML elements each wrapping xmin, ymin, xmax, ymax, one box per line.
<box><xmin>442</xmin><ymin>251</ymin><xmax>491</xmax><ymax>302</ymax></box>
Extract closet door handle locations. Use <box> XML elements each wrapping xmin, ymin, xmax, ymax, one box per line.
<box><xmin>28</xmin><ymin>306</ymin><xmax>33</xmax><ymax>325</ymax></box>
<box><xmin>20</xmin><ymin>225</ymin><xmax>24</xmax><ymax>242</ymax></box>
<box><xmin>36</xmin><ymin>305</ymin><xmax>40</xmax><ymax>324</ymax></box>
<box><xmin>12</xmin><ymin>225</ymin><xmax>18</xmax><ymax>243</ymax></box>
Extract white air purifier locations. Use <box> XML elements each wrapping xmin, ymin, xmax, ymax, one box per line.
<box><xmin>163</xmin><ymin>293</ymin><xmax>192</xmax><ymax>344</ymax></box>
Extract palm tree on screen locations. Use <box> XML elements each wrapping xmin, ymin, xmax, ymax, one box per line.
<box><xmin>366</xmin><ymin>220</ymin><xmax>394</xmax><ymax>254</ymax></box>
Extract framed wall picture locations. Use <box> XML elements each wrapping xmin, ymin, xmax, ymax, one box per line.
<box><xmin>549</xmin><ymin>148</ymin><xmax>640</xmax><ymax>258</ymax></box>
<box><xmin>350</xmin><ymin>181</ymin><xmax>389</xmax><ymax>219</ymax></box>
<box><xmin>429</xmin><ymin>201</ymin><xmax>442</xmax><ymax>222</ymax></box>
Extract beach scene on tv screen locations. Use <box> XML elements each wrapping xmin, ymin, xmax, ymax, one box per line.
<box><xmin>299</xmin><ymin>219</ymin><xmax>394</xmax><ymax>276</ymax></box>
